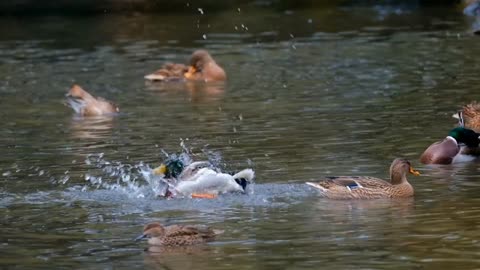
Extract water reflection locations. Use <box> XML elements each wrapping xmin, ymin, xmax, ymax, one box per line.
<box><xmin>68</xmin><ymin>115</ymin><xmax>116</xmax><ymax>140</ymax></box>
<box><xmin>2</xmin><ymin>3</ymin><xmax>480</xmax><ymax>270</ymax></box>
<box><xmin>145</xmin><ymin>81</ymin><xmax>225</xmax><ymax>104</ymax></box>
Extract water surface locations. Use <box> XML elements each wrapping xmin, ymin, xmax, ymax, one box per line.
<box><xmin>1</xmin><ymin>4</ymin><xmax>480</xmax><ymax>269</ymax></box>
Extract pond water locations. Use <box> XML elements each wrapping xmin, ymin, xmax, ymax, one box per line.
<box><xmin>1</xmin><ymin>3</ymin><xmax>480</xmax><ymax>269</ymax></box>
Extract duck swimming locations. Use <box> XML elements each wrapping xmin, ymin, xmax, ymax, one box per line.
<box><xmin>65</xmin><ymin>84</ymin><xmax>119</xmax><ymax>116</ymax></box>
<box><xmin>453</xmin><ymin>102</ymin><xmax>480</xmax><ymax>132</ymax></box>
<box><xmin>306</xmin><ymin>158</ymin><xmax>420</xmax><ymax>200</ymax></box>
<box><xmin>420</xmin><ymin>127</ymin><xmax>480</xmax><ymax>164</ymax></box>
<box><xmin>144</xmin><ymin>50</ymin><xmax>226</xmax><ymax>82</ymax></box>
<box><xmin>153</xmin><ymin>158</ymin><xmax>254</xmax><ymax>198</ymax></box>
<box><xmin>135</xmin><ymin>222</ymin><xmax>223</xmax><ymax>247</ymax></box>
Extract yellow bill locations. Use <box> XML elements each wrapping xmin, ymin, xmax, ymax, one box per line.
<box><xmin>153</xmin><ymin>164</ymin><xmax>167</xmax><ymax>175</ymax></box>
<box><xmin>409</xmin><ymin>167</ymin><xmax>421</xmax><ymax>176</ymax></box>
<box><xmin>184</xmin><ymin>66</ymin><xmax>196</xmax><ymax>79</ymax></box>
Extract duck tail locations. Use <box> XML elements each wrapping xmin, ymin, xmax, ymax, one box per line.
<box><xmin>306</xmin><ymin>182</ymin><xmax>327</xmax><ymax>191</ymax></box>
<box><xmin>233</xmin><ymin>169</ymin><xmax>255</xmax><ymax>191</ymax></box>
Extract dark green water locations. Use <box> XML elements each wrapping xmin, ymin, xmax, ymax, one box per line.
<box><xmin>1</xmin><ymin>4</ymin><xmax>480</xmax><ymax>269</ymax></box>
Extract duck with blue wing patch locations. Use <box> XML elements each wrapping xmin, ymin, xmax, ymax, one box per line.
<box><xmin>306</xmin><ymin>158</ymin><xmax>420</xmax><ymax>200</ymax></box>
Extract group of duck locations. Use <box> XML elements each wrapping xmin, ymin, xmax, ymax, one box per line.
<box><xmin>64</xmin><ymin>49</ymin><xmax>480</xmax><ymax>248</ymax></box>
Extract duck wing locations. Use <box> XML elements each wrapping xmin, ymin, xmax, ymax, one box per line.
<box><xmin>174</xmin><ymin>169</ymin><xmax>243</xmax><ymax>195</ymax></box>
<box><xmin>319</xmin><ymin>176</ymin><xmax>390</xmax><ymax>189</ymax></box>
<box><xmin>145</xmin><ymin>63</ymin><xmax>189</xmax><ymax>81</ymax></box>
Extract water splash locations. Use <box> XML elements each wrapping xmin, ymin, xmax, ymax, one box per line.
<box><xmin>79</xmin><ymin>144</ymin><xmax>252</xmax><ymax>200</ymax></box>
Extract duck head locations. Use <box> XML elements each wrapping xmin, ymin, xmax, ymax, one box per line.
<box><xmin>389</xmin><ymin>158</ymin><xmax>420</xmax><ymax>184</ymax></box>
<box><xmin>65</xmin><ymin>85</ymin><xmax>92</xmax><ymax>114</ymax></box>
<box><xmin>184</xmin><ymin>50</ymin><xmax>226</xmax><ymax>82</ymax></box>
<box><xmin>448</xmin><ymin>127</ymin><xmax>480</xmax><ymax>147</ymax></box>
<box><xmin>135</xmin><ymin>222</ymin><xmax>165</xmax><ymax>241</ymax></box>
<box><xmin>153</xmin><ymin>158</ymin><xmax>185</xmax><ymax>179</ymax></box>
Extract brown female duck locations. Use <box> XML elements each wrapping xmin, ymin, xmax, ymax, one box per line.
<box><xmin>420</xmin><ymin>127</ymin><xmax>480</xmax><ymax>164</ymax></box>
<box><xmin>453</xmin><ymin>102</ymin><xmax>480</xmax><ymax>132</ymax></box>
<box><xmin>65</xmin><ymin>85</ymin><xmax>119</xmax><ymax>116</ymax></box>
<box><xmin>306</xmin><ymin>158</ymin><xmax>420</xmax><ymax>200</ymax></box>
<box><xmin>144</xmin><ymin>50</ymin><xmax>226</xmax><ymax>82</ymax></box>
<box><xmin>135</xmin><ymin>222</ymin><xmax>223</xmax><ymax>247</ymax></box>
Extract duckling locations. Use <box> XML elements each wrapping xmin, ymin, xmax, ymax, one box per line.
<box><xmin>153</xmin><ymin>158</ymin><xmax>253</xmax><ymax>198</ymax></box>
<box><xmin>135</xmin><ymin>222</ymin><xmax>223</xmax><ymax>247</ymax></box>
<box><xmin>65</xmin><ymin>84</ymin><xmax>119</xmax><ymax>116</ymax></box>
<box><xmin>453</xmin><ymin>102</ymin><xmax>480</xmax><ymax>132</ymax></box>
<box><xmin>144</xmin><ymin>50</ymin><xmax>226</xmax><ymax>82</ymax></box>
<box><xmin>420</xmin><ymin>127</ymin><xmax>480</xmax><ymax>164</ymax></box>
<box><xmin>306</xmin><ymin>158</ymin><xmax>420</xmax><ymax>200</ymax></box>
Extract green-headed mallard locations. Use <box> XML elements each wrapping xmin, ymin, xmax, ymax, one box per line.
<box><xmin>144</xmin><ymin>50</ymin><xmax>226</xmax><ymax>82</ymax></box>
<box><xmin>420</xmin><ymin>127</ymin><xmax>480</xmax><ymax>164</ymax></box>
<box><xmin>153</xmin><ymin>158</ymin><xmax>254</xmax><ymax>198</ymax></box>
<box><xmin>306</xmin><ymin>158</ymin><xmax>420</xmax><ymax>200</ymax></box>
<box><xmin>65</xmin><ymin>84</ymin><xmax>119</xmax><ymax>116</ymax></box>
<box><xmin>135</xmin><ymin>222</ymin><xmax>223</xmax><ymax>247</ymax></box>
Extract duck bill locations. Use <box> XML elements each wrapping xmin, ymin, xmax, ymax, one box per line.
<box><xmin>135</xmin><ymin>234</ymin><xmax>147</xmax><ymax>241</ymax></box>
<box><xmin>153</xmin><ymin>164</ymin><xmax>167</xmax><ymax>175</ymax></box>
<box><xmin>184</xmin><ymin>66</ymin><xmax>196</xmax><ymax>79</ymax></box>
<box><xmin>409</xmin><ymin>167</ymin><xmax>421</xmax><ymax>176</ymax></box>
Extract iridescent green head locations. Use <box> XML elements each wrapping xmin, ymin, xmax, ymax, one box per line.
<box><xmin>153</xmin><ymin>158</ymin><xmax>185</xmax><ymax>178</ymax></box>
<box><xmin>448</xmin><ymin>127</ymin><xmax>480</xmax><ymax>148</ymax></box>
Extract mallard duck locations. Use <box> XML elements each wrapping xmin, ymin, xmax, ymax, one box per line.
<box><xmin>453</xmin><ymin>102</ymin><xmax>480</xmax><ymax>132</ymax></box>
<box><xmin>420</xmin><ymin>127</ymin><xmax>480</xmax><ymax>164</ymax></box>
<box><xmin>306</xmin><ymin>158</ymin><xmax>420</xmax><ymax>200</ymax></box>
<box><xmin>153</xmin><ymin>158</ymin><xmax>254</xmax><ymax>198</ymax></box>
<box><xmin>144</xmin><ymin>50</ymin><xmax>226</xmax><ymax>82</ymax></box>
<box><xmin>135</xmin><ymin>222</ymin><xmax>223</xmax><ymax>247</ymax></box>
<box><xmin>65</xmin><ymin>84</ymin><xmax>119</xmax><ymax>116</ymax></box>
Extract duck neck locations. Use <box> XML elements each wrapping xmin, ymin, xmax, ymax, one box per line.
<box><xmin>390</xmin><ymin>170</ymin><xmax>408</xmax><ymax>185</ymax></box>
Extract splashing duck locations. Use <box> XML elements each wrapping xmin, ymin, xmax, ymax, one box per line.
<box><xmin>153</xmin><ymin>158</ymin><xmax>254</xmax><ymax>199</ymax></box>
<box><xmin>135</xmin><ymin>222</ymin><xmax>223</xmax><ymax>247</ymax></box>
<box><xmin>306</xmin><ymin>158</ymin><xmax>420</xmax><ymax>199</ymax></box>
<box><xmin>144</xmin><ymin>50</ymin><xmax>226</xmax><ymax>82</ymax></box>
<box><xmin>65</xmin><ymin>84</ymin><xmax>119</xmax><ymax>116</ymax></box>
<box><xmin>420</xmin><ymin>127</ymin><xmax>480</xmax><ymax>164</ymax></box>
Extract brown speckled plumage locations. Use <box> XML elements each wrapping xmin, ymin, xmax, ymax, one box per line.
<box><xmin>65</xmin><ymin>85</ymin><xmax>119</xmax><ymax>116</ymax></box>
<box><xmin>306</xmin><ymin>158</ymin><xmax>419</xmax><ymax>200</ymax></box>
<box><xmin>459</xmin><ymin>101</ymin><xmax>480</xmax><ymax>132</ymax></box>
<box><xmin>144</xmin><ymin>50</ymin><xmax>226</xmax><ymax>82</ymax></box>
<box><xmin>137</xmin><ymin>222</ymin><xmax>223</xmax><ymax>247</ymax></box>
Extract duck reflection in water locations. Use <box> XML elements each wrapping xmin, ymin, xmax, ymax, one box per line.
<box><xmin>68</xmin><ymin>116</ymin><xmax>116</xmax><ymax>140</ymax></box>
<box><xmin>145</xmin><ymin>80</ymin><xmax>225</xmax><ymax>104</ymax></box>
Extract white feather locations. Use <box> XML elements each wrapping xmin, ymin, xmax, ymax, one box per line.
<box><xmin>232</xmin><ymin>169</ymin><xmax>255</xmax><ymax>181</ymax></box>
<box><xmin>174</xmin><ymin>168</ymin><xmax>248</xmax><ymax>196</ymax></box>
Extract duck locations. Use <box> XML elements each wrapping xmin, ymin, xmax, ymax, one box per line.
<box><xmin>306</xmin><ymin>158</ymin><xmax>420</xmax><ymax>200</ymax></box>
<box><xmin>144</xmin><ymin>50</ymin><xmax>226</xmax><ymax>82</ymax></box>
<box><xmin>420</xmin><ymin>127</ymin><xmax>480</xmax><ymax>164</ymax></box>
<box><xmin>135</xmin><ymin>222</ymin><xmax>223</xmax><ymax>247</ymax></box>
<box><xmin>152</xmin><ymin>158</ymin><xmax>254</xmax><ymax>198</ymax></box>
<box><xmin>463</xmin><ymin>0</ymin><xmax>480</xmax><ymax>16</ymax></box>
<box><xmin>65</xmin><ymin>84</ymin><xmax>119</xmax><ymax>116</ymax></box>
<box><xmin>452</xmin><ymin>102</ymin><xmax>480</xmax><ymax>132</ymax></box>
